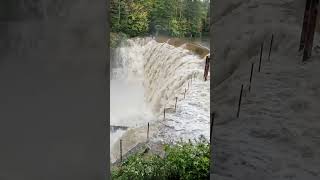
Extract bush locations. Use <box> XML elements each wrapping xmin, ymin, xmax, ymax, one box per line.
<box><xmin>111</xmin><ymin>136</ymin><xmax>210</xmax><ymax>180</ymax></box>
<box><xmin>110</xmin><ymin>32</ymin><xmax>128</xmax><ymax>48</ymax></box>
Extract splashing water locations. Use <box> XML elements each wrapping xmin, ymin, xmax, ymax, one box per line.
<box><xmin>110</xmin><ymin>37</ymin><xmax>210</xmax><ymax>161</ymax></box>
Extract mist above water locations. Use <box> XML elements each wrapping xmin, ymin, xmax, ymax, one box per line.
<box><xmin>110</xmin><ymin>79</ymin><xmax>154</xmax><ymax>128</ymax></box>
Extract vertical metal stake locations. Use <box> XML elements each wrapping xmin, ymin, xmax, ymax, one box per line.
<box><xmin>268</xmin><ymin>34</ymin><xmax>274</xmax><ymax>61</ymax></box>
<box><xmin>175</xmin><ymin>97</ymin><xmax>178</xmax><ymax>110</ymax></box>
<box><xmin>210</xmin><ymin>113</ymin><xmax>215</xmax><ymax>143</ymax></box>
<box><xmin>249</xmin><ymin>63</ymin><xmax>254</xmax><ymax>92</ymax></box>
<box><xmin>147</xmin><ymin>122</ymin><xmax>149</xmax><ymax>141</ymax></box>
<box><xmin>258</xmin><ymin>42</ymin><xmax>264</xmax><ymax>72</ymax></box>
<box><xmin>237</xmin><ymin>85</ymin><xmax>244</xmax><ymax>118</ymax></box>
<box><xmin>120</xmin><ymin>139</ymin><xmax>122</xmax><ymax>162</ymax></box>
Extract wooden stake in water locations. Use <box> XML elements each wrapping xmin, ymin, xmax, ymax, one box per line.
<box><xmin>204</xmin><ymin>56</ymin><xmax>210</xmax><ymax>81</ymax></box>
<box><xmin>147</xmin><ymin>122</ymin><xmax>150</xmax><ymax>141</ymax></box>
<box><xmin>163</xmin><ymin>108</ymin><xmax>166</xmax><ymax>120</ymax></box>
<box><xmin>120</xmin><ymin>139</ymin><xmax>123</xmax><ymax>162</ymax></box>
<box><xmin>175</xmin><ymin>97</ymin><xmax>178</xmax><ymax>110</ymax></box>
<box><xmin>268</xmin><ymin>34</ymin><xmax>274</xmax><ymax>61</ymax></box>
<box><xmin>249</xmin><ymin>63</ymin><xmax>254</xmax><ymax>92</ymax></box>
<box><xmin>237</xmin><ymin>85</ymin><xmax>244</xmax><ymax>118</ymax></box>
<box><xmin>258</xmin><ymin>42</ymin><xmax>264</xmax><ymax>72</ymax></box>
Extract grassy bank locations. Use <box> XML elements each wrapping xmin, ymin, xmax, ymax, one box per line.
<box><xmin>111</xmin><ymin>137</ymin><xmax>210</xmax><ymax>180</ymax></box>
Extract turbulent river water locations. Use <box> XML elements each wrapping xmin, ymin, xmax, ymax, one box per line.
<box><xmin>110</xmin><ymin>37</ymin><xmax>210</xmax><ymax>162</ymax></box>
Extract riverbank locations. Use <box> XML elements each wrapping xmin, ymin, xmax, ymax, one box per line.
<box><xmin>112</xmin><ymin>140</ymin><xmax>165</xmax><ymax>167</ymax></box>
<box><xmin>111</xmin><ymin>137</ymin><xmax>210</xmax><ymax>179</ymax></box>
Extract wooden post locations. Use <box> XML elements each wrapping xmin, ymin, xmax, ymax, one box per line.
<box><xmin>268</xmin><ymin>34</ymin><xmax>274</xmax><ymax>61</ymax></box>
<box><xmin>299</xmin><ymin>0</ymin><xmax>313</xmax><ymax>51</ymax></box>
<box><xmin>237</xmin><ymin>85</ymin><xmax>244</xmax><ymax>118</ymax></box>
<box><xmin>204</xmin><ymin>56</ymin><xmax>210</xmax><ymax>81</ymax></box>
<box><xmin>258</xmin><ymin>42</ymin><xmax>264</xmax><ymax>72</ymax></box>
<box><xmin>303</xmin><ymin>0</ymin><xmax>319</xmax><ymax>61</ymax></box>
<box><xmin>147</xmin><ymin>122</ymin><xmax>149</xmax><ymax>141</ymax></box>
<box><xmin>120</xmin><ymin>139</ymin><xmax>122</xmax><ymax>162</ymax></box>
<box><xmin>175</xmin><ymin>97</ymin><xmax>178</xmax><ymax>110</ymax></box>
<box><xmin>249</xmin><ymin>63</ymin><xmax>254</xmax><ymax>92</ymax></box>
<box><xmin>163</xmin><ymin>108</ymin><xmax>166</xmax><ymax>120</ymax></box>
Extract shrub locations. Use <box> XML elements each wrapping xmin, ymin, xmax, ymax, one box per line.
<box><xmin>111</xmin><ymin>136</ymin><xmax>210</xmax><ymax>180</ymax></box>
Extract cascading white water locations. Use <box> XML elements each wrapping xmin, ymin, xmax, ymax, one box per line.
<box><xmin>110</xmin><ymin>38</ymin><xmax>155</xmax><ymax>149</ymax></box>
<box><xmin>110</xmin><ymin>37</ymin><xmax>210</xmax><ymax>162</ymax></box>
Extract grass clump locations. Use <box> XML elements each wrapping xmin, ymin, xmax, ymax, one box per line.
<box><xmin>112</xmin><ymin>136</ymin><xmax>210</xmax><ymax>180</ymax></box>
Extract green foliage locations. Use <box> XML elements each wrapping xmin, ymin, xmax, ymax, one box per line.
<box><xmin>110</xmin><ymin>0</ymin><xmax>210</xmax><ymax>38</ymax></box>
<box><xmin>111</xmin><ymin>136</ymin><xmax>210</xmax><ymax>180</ymax></box>
<box><xmin>110</xmin><ymin>0</ymin><xmax>153</xmax><ymax>37</ymax></box>
<box><xmin>169</xmin><ymin>18</ymin><xmax>188</xmax><ymax>37</ymax></box>
<box><xmin>110</xmin><ymin>32</ymin><xmax>128</xmax><ymax>48</ymax></box>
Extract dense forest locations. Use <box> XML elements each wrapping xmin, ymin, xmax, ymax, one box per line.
<box><xmin>110</xmin><ymin>0</ymin><xmax>210</xmax><ymax>38</ymax></box>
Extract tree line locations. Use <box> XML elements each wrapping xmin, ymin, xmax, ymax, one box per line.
<box><xmin>110</xmin><ymin>0</ymin><xmax>210</xmax><ymax>38</ymax></box>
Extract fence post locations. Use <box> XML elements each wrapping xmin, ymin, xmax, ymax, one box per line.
<box><xmin>210</xmin><ymin>113</ymin><xmax>215</xmax><ymax>143</ymax></box>
<box><xmin>175</xmin><ymin>97</ymin><xmax>178</xmax><ymax>110</ymax></box>
<box><xmin>120</xmin><ymin>139</ymin><xmax>123</xmax><ymax>162</ymax></box>
<box><xmin>147</xmin><ymin>122</ymin><xmax>149</xmax><ymax>141</ymax></box>
<box><xmin>249</xmin><ymin>63</ymin><xmax>254</xmax><ymax>92</ymax></box>
<box><xmin>258</xmin><ymin>42</ymin><xmax>264</xmax><ymax>72</ymax></box>
<box><xmin>268</xmin><ymin>34</ymin><xmax>274</xmax><ymax>61</ymax></box>
<box><xmin>237</xmin><ymin>85</ymin><xmax>244</xmax><ymax>118</ymax></box>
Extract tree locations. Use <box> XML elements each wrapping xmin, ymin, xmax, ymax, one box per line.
<box><xmin>110</xmin><ymin>0</ymin><xmax>210</xmax><ymax>38</ymax></box>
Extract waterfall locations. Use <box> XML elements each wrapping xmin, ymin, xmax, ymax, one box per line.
<box><xmin>110</xmin><ymin>37</ymin><xmax>210</xmax><ymax>162</ymax></box>
<box><xmin>111</xmin><ymin>37</ymin><xmax>207</xmax><ymax>113</ymax></box>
